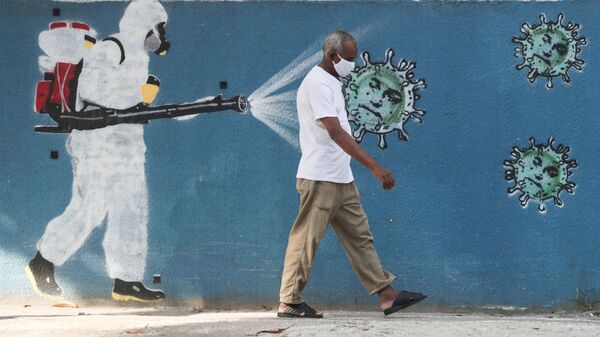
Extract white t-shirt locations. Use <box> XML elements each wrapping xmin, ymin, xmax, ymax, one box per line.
<box><xmin>296</xmin><ymin>66</ymin><xmax>354</xmax><ymax>183</ymax></box>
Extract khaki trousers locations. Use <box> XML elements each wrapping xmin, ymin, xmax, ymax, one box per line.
<box><xmin>279</xmin><ymin>178</ymin><xmax>396</xmax><ymax>304</ymax></box>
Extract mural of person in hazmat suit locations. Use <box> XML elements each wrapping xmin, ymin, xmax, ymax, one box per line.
<box><xmin>27</xmin><ymin>0</ymin><xmax>170</xmax><ymax>302</ymax></box>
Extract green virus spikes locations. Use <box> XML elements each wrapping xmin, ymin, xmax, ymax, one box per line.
<box><xmin>343</xmin><ymin>49</ymin><xmax>426</xmax><ymax>149</ymax></box>
<box><xmin>513</xmin><ymin>13</ymin><xmax>587</xmax><ymax>89</ymax></box>
<box><xmin>503</xmin><ymin>137</ymin><xmax>578</xmax><ymax>214</ymax></box>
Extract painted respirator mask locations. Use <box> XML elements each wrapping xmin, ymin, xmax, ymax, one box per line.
<box><xmin>144</xmin><ymin>22</ymin><xmax>170</xmax><ymax>56</ymax></box>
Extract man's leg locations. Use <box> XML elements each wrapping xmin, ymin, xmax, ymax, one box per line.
<box><xmin>331</xmin><ymin>183</ymin><xmax>426</xmax><ymax>314</ymax></box>
<box><xmin>30</xmin><ymin>145</ymin><xmax>108</xmax><ymax>298</ymax></box>
<box><xmin>103</xmin><ymin>171</ymin><xmax>148</xmax><ymax>283</ymax></box>
<box><xmin>330</xmin><ymin>182</ymin><xmax>396</xmax><ymax>297</ymax></box>
<box><xmin>36</xmin><ymin>166</ymin><xmax>108</xmax><ymax>267</ymax></box>
<box><xmin>103</xmin><ymin>165</ymin><xmax>164</xmax><ymax>302</ymax></box>
<box><xmin>279</xmin><ymin>179</ymin><xmax>337</xmax><ymax>305</ymax></box>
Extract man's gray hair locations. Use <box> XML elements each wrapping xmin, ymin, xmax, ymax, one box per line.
<box><xmin>322</xmin><ymin>30</ymin><xmax>355</xmax><ymax>57</ymax></box>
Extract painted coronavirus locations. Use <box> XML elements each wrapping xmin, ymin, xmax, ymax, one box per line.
<box><xmin>513</xmin><ymin>13</ymin><xmax>587</xmax><ymax>89</ymax></box>
<box><xmin>503</xmin><ymin>137</ymin><xmax>577</xmax><ymax>214</ymax></box>
<box><xmin>343</xmin><ymin>49</ymin><xmax>426</xmax><ymax>149</ymax></box>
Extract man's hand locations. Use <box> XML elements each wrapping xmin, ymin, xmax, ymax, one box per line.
<box><xmin>371</xmin><ymin>165</ymin><xmax>395</xmax><ymax>190</ymax></box>
<box><xmin>320</xmin><ymin>117</ymin><xmax>395</xmax><ymax>191</ymax></box>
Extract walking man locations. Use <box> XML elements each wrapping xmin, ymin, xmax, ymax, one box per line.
<box><xmin>278</xmin><ymin>31</ymin><xmax>426</xmax><ymax>318</ymax></box>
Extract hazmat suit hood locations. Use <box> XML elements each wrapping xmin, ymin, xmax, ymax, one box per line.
<box><xmin>119</xmin><ymin>0</ymin><xmax>169</xmax><ymax>54</ymax></box>
<box><xmin>76</xmin><ymin>0</ymin><xmax>170</xmax><ymax>111</ymax></box>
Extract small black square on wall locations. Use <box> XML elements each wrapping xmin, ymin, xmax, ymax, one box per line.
<box><xmin>219</xmin><ymin>81</ymin><xmax>228</xmax><ymax>90</ymax></box>
<box><xmin>153</xmin><ymin>274</ymin><xmax>162</xmax><ymax>284</ymax></box>
<box><xmin>53</xmin><ymin>8</ymin><xmax>61</xmax><ymax>16</ymax></box>
<box><xmin>50</xmin><ymin>151</ymin><xmax>59</xmax><ymax>159</ymax></box>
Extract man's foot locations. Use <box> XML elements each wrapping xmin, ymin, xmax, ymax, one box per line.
<box><xmin>112</xmin><ymin>278</ymin><xmax>165</xmax><ymax>302</ymax></box>
<box><xmin>25</xmin><ymin>251</ymin><xmax>63</xmax><ymax>299</ymax></box>
<box><xmin>277</xmin><ymin>302</ymin><xmax>324</xmax><ymax>318</ymax></box>
<box><xmin>379</xmin><ymin>286</ymin><xmax>426</xmax><ymax>315</ymax></box>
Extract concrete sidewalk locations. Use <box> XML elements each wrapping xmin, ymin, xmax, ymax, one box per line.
<box><xmin>1</xmin><ymin>303</ymin><xmax>600</xmax><ymax>337</ymax></box>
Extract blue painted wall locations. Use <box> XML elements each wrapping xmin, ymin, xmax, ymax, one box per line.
<box><xmin>1</xmin><ymin>0</ymin><xmax>600</xmax><ymax>308</ymax></box>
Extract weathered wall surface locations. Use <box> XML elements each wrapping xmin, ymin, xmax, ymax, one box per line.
<box><xmin>1</xmin><ymin>0</ymin><xmax>600</xmax><ymax>308</ymax></box>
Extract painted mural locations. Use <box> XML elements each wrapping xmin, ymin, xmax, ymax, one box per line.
<box><xmin>28</xmin><ymin>0</ymin><xmax>170</xmax><ymax>302</ymax></box>
<box><xmin>28</xmin><ymin>0</ymin><xmax>248</xmax><ymax>302</ymax></box>
<box><xmin>342</xmin><ymin>49</ymin><xmax>426</xmax><ymax>149</ymax></box>
<box><xmin>0</xmin><ymin>0</ymin><xmax>598</xmax><ymax>308</ymax></box>
<box><xmin>512</xmin><ymin>13</ymin><xmax>587</xmax><ymax>89</ymax></box>
<box><xmin>503</xmin><ymin>137</ymin><xmax>578</xmax><ymax>214</ymax></box>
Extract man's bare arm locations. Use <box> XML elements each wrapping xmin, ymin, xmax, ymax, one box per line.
<box><xmin>320</xmin><ymin>117</ymin><xmax>395</xmax><ymax>190</ymax></box>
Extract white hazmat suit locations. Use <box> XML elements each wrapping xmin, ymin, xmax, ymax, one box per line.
<box><xmin>37</xmin><ymin>0</ymin><xmax>168</xmax><ymax>282</ymax></box>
